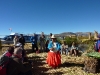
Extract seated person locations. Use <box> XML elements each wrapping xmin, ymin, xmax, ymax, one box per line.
<box><xmin>7</xmin><ymin>47</ymin><xmax>32</xmax><ymax>75</ymax></box>
<box><xmin>15</xmin><ymin>43</ymin><xmax>28</xmax><ymax>62</ymax></box>
<box><xmin>61</xmin><ymin>41</ymin><xmax>68</xmax><ymax>55</ymax></box>
<box><xmin>70</xmin><ymin>42</ymin><xmax>78</xmax><ymax>56</ymax></box>
<box><xmin>2</xmin><ymin>46</ymin><xmax>14</xmax><ymax>57</ymax></box>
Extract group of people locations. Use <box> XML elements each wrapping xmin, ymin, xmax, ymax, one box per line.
<box><xmin>3</xmin><ymin>32</ymin><xmax>99</xmax><ymax>75</ymax></box>
<box><xmin>46</xmin><ymin>34</ymin><xmax>79</xmax><ymax>68</ymax></box>
<box><xmin>13</xmin><ymin>34</ymin><xmax>25</xmax><ymax>49</ymax></box>
<box><xmin>30</xmin><ymin>32</ymin><xmax>51</xmax><ymax>53</ymax></box>
<box><xmin>1</xmin><ymin>32</ymin><xmax>100</xmax><ymax>75</ymax></box>
<box><xmin>0</xmin><ymin>43</ymin><xmax>33</xmax><ymax>75</ymax></box>
<box><xmin>61</xmin><ymin>41</ymin><xmax>79</xmax><ymax>56</ymax></box>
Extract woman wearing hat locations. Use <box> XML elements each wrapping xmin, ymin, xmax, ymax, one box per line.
<box><xmin>46</xmin><ymin>35</ymin><xmax>61</xmax><ymax>68</ymax></box>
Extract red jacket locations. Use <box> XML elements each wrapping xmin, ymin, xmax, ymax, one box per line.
<box><xmin>5</xmin><ymin>52</ymin><xmax>13</xmax><ymax>57</ymax></box>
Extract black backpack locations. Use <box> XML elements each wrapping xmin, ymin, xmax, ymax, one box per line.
<box><xmin>0</xmin><ymin>55</ymin><xmax>12</xmax><ymax>75</ymax></box>
<box><xmin>0</xmin><ymin>55</ymin><xmax>10</xmax><ymax>68</ymax></box>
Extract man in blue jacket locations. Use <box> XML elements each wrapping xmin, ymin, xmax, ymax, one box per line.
<box><xmin>30</xmin><ymin>33</ymin><xmax>38</xmax><ymax>52</ymax></box>
<box><xmin>95</xmin><ymin>35</ymin><xmax>100</xmax><ymax>52</ymax></box>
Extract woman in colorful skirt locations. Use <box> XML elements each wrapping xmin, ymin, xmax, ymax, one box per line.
<box><xmin>46</xmin><ymin>35</ymin><xmax>61</xmax><ymax>68</ymax></box>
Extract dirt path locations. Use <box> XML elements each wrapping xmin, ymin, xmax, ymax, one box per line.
<box><xmin>27</xmin><ymin>52</ymin><xmax>88</xmax><ymax>75</ymax></box>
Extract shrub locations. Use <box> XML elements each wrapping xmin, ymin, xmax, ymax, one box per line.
<box><xmin>81</xmin><ymin>40</ymin><xmax>95</xmax><ymax>53</ymax></box>
<box><xmin>64</xmin><ymin>37</ymin><xmax>78</xmax><ymax>47</ymax></box>
<box><xmin>57</xmin><ymin>38</ymin><xmax>62</xmax><ymax>44</ymax></box>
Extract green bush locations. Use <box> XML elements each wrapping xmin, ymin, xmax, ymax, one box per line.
<box><xmin>82</xmin><ymin>40</ymin><xmax>94</xmax><ymax>44</ymax></box>
<box><xmin>57</xmin><ymin>38</ymin><xmax>62</xmax><ymax>44</ymax></box>
<box><xmin>64</xmin><ymin>37</ymin><xmax>78</xmax><ymax>47</ymax></box>
<box><xmin>86</xmin><ymin>52</ymin><xmax>100</xmax><ymax>59</ymax></box>
<box><xmin>81</xmin><ymin>40</ymin><xmax>95</xmax><ymax>53</ymax></box>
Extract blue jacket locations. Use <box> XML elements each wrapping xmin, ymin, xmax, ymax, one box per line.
<box><xmin>30</xmin><ymin>36</ymin><xmax>38</xmax><ymax>44</ymax></box>
<box><xmin>96</xmin><ymin>40</ymin><xmax>100</xmax><ymax>50</ymax></box>
<box><xmin>48</xmin><ymin>41</ymin><xmax>61</xmax><ymax>51</ymax></box>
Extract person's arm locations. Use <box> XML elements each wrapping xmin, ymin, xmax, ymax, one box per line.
<box><xmin>48</xmin><ymin>42</ymin><xmax>53</xmax><ymax>51</ymax></box>
<box><xmin>56</xmin><ymin>43</ymin><xmax>61</xmax><ymax>51</ymax></box>
<box><xmin>71</xmin><ymin>46</ymin><xmax>73</xmax><ymax>50</ymax></box>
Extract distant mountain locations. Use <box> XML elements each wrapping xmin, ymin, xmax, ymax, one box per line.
<box><xmin>26</xmin><ymin>32</ymin><xmax>97</xmax><ymax>37</ymax></box>
<box><xmin>54</xmin><ymin>32</ymin><xmax>95</xmax><ymax>37</ymax></box>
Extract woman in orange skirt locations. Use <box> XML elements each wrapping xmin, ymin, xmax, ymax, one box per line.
<box><xmin>46</xmin><ymin>35</ymin><xmax>61</xmax><ymax>68</ymax></box>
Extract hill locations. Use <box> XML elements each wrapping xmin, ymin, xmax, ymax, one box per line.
<box><xmin>54</xmin><ymin>32</ymin><xmax>95</xmax><ymax>37</ymax></box>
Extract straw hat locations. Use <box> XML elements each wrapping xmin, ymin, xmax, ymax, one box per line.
<box><xmin>51</xmin><ymin>35</ymin><xmax>56</xmax><ymax>39</ymax></box>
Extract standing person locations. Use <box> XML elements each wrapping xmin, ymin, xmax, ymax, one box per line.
<box><xmin>49</xmin><ymin>33</ymin><xmax>52</xmax><ymax>41</ymax></box>
<box><xmin>19</xmin><ymin>34</ymin><xmax>25</xmax><ymax>49</ymax></box>
<box><xmin>45</xmin><ymin>40</ymin><xmax>49</xmax><ymax>52</ymax></box>
<box><xmin>39</xmin><ymin>32</ymin><xmax>46</xmax><ymax>52</ymax></box>
<box><xmin>30</xmin><ymin>33</ymin><xmax>38</xmax><ymax>53</ymax></box>
<box><xmin>13</xmin><ymin>35</ymin><xmax>19</xmax><ymax>46</ymax></box>
<box><xmin>46</xmin><ymin>35</ymin><xmax>61</xmax><ymax>68</ymax></box>
<box><xmin>95</xmin><ymin>34</ymin><xmax>100</xmax><ymax>52</ymax></box>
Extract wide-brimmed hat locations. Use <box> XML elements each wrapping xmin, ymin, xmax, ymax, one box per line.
<box><xmin>51</xmin><ymin>35</ymin><xmax>56</xmax><ymax>39</ymax></box>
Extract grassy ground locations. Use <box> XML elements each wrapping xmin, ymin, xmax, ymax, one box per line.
<box><xmin>1</xmin><ymin>44</ymin><xmax>100</xmax><ymax>75</ymax></box>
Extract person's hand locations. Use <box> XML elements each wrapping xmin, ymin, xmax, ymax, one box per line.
<box><xmin>50</xmin><ymin>48</ymin><xmax>54</xmax><ymax>51</ymax></box>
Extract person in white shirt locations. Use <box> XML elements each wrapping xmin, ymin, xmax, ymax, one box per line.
<box><xmin>70</xmin><ymin>42</ymin><xmax>78</xmax><ymax>56</ymax></box>
<box><xmin>61</xmin><ymin>41</ymin><xmax>69</xmax><ymax>55</ymax></box>
<box><xmin>13</xmin><ymin>35</ymin><xmax>19</xmax><ymax>46</ymax></box>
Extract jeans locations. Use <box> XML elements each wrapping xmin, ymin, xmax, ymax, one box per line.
<box><xmin>32</xmin><ymin>44</ymin><xmax>38</xmax><ymax>52</ymax></box>
<box><xmin>40</xmin><ymin>42</ymin><xmax>45</xmax><ymax>52</ymax></box>
<box><xmin>61</xmin><ymin>48</ymin><xmax>69</xmax><ymax>55</ymax></box>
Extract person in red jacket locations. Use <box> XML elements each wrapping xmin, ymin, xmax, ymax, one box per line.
<box><xmin>3</xmin><ymin>46</ymin><xmax>14</xmax><ymax>57</ymax></box>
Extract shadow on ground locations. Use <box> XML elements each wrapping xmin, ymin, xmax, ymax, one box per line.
<box><xmin>25</xmin><ymin>49</ymin><xmax>33</xmax><ymax>54</ymax></box>
<box><xmin>60</xmin><ymin>62</ymin><xmax>84</xmax><ymax>68</ymax></box>
<box><xmin>39</xmin><ymin>72</ymin><xmax>63</xmax><ymax>75</ymax></box>
<box><xmin>27</xmin><ymin>56</ymin><xmax>53</xmax><ymax>75</ymax></box>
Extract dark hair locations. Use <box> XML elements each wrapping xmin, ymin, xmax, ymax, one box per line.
<box><xmin>50</xmin><ymin>33</ymin><xmax>52</xmax><ymax>36</ymax></box>
<box><xmin>8</xmin><ymin>46</ymin><xmax>14</xmax><ymax>54</ymax></box>
<box><xmin>20</xmin><ymin>34</ymin><xmax>23</xmax><ymax>36</ymax></box>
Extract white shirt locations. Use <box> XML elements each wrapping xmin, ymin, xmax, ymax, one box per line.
<box><xmin>50</xmin><ymin>42</ymin><xmax>58</xmax><ymax>52</ymax></box>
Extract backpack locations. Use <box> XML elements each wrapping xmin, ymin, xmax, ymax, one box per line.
<box><xmin>0</xmin><ymin>55</ymin><xmax>11</xmax><ymax>75</ymax></box>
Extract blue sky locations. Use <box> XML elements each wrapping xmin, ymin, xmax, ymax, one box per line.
<box><xmin>0</xmin><ymin>0</ymin><xmax>100</xmax><ymax>36</ymax></box>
